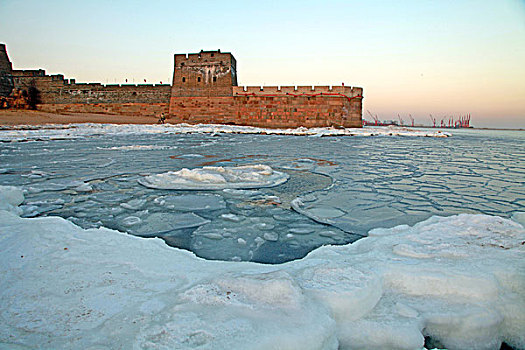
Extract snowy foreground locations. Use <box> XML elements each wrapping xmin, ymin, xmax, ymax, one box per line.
<box><xmin>0</xmin><ymin>123</ymin><xmax>450</xmax><ymax>142</ymax></box>
<box><xmin>1</xmin><ymin>186</ymin><xmax>524</xmax><ymax>350</ymax></box>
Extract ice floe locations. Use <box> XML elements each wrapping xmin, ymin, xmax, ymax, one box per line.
<box><xmin>291</xmin><ymin>195</ymin><xmax>347</xmax><ymax>225</ymax></box>
<box><xmin>1</xmin><ymin>186</ymin><xmax>524</xmax><ymax>349</ymax></box>
<box><xmin>122</xmin><ymin>212</ymin><xmax>211</xmax><ymax>237</ymax></box>
<box><xmin>96</xmin><ymin>145</ymin><xmax>176</xmax><ymax>151</ymax></box>
<box><xmin>156</xmin><ymin>193</ymin><xmax>226</xmax><ymax>211</ymax></box>
<box><xmin>139</xmin><ymin>164</ymin><xmax>289</xmax><ymax>190</ymax></box>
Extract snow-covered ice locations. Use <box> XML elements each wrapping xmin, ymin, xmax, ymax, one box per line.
<box><xmin>1</xmin><ymin>123</ymin><xmax>524</xmax><ymax>348</ymax></box>
<box><xmin>1</xmin><ymin>125</ymin><xmax>522</xmax><ymax>263</ymax></box>
<box><xmin>139</xmin><ymin>164</ymin><xmax>289</xmax><ymax>190</ymax></box>
<box><xmin>1</xmin><ymin>186</ymin><xmax>524</xmax><ymax>349</ymax></box>
<box><xmin>0</xmin><ymin>123</ymin><xmax>451</xmax><ymax>142</ymax></box>
<box><xmin>0</xmin><ymin>185</ymin><xmax>24</xmax><ymax>215</ymax></box>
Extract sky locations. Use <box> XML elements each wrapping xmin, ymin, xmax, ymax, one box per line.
<box><xmin>1</xmin><ymin>0</ymin><xmax>524</xmax><ymax>128</ymax></box>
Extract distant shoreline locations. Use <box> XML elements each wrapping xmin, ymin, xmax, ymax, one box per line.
<box><xmin>0</xmin><ymin>110</ymin><xmax>523</xmax><ymax>131</ymax></box>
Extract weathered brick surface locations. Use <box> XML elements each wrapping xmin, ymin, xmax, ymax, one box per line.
<box><xmin>168</xmin><ymin>93</ymin><xmax>362</xmax><ymax>128</ymax></box>
<box><xmin>0</xmin><ymin>44</ymin><xmax>14</xmax><ymax>97</ymax></box>
<box><xmin>167</xmin><ymin>50</ymin><xmax>363</xmax><ymax>128</ymax></box>
<box><xmin>171</xmin><ymin>50</ymin><xmax>236</xmax><ymax>97</ymax></box>
<box><xmin>12</xmin><ymin>71</ymin><xmax>171</xmax><ymax>105</ymax></box>
<box><xmin>38</xmin><ymin>103</ymin><xmax>168</xmax><ymax>117</ymax></box>
<box><xmin>6</xmin><ymin>47</ymin><xmax>363</xmax><ymax>127</ymax></box>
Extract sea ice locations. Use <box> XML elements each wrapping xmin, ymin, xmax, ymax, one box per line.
<box><xmin>138</xmin><ymin>164</ymin><xmax>289</xmax><ymax>190</ymax></box>
<box><xmin>158</xmin><ymin>193</ymin><xmax>226</xmax><ymax>211</ymax></box>
<box><xmin>124</xmin><ymin>212</ymin><xmax>210</xmax><ymax>237</ymax></box>
<box><xmin>74</xmin><ymin>182</ymin><xmax>93</xmax><ymax>192</ymax></box>
<box><xmin>0</xmin><ymin>185</ymin><xmax>24</xmax><ymax>214</ymax></box>
<box><xmin>291</xmin><ymin>197</ymin><xmax>346</xmax><ymax>224</ymax></box>
<box><xmin>1</xmin><ymin>186</ymin><xmax>524</xmax><ymax>350</ymax></box>
<box><xmin>0</xmin><ymin>123</ymin><xmax>451</xmax><ymax>143</ymax></box>
<box><xmin>120</xmin><ymin>198</ymin><xmax>147</xmax><ymax>210</ymax></box>
<box><xmin>512</xmin><ymin>211</ymin><xmax>525</xmax><ymax>226</ymax></box>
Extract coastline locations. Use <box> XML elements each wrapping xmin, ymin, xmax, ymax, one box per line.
<box><xmin>1</xmin><ymin>110</ymin><xmax>522</xmax><ymax>131</ymax></box>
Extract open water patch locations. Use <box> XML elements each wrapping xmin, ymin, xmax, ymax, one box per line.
<box><xmin>14</xmin><ymin>167</ymin><xmax>359</xmax><ymax>263</ymax></box>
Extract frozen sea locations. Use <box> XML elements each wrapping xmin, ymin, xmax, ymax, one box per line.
<box><xmin>0</xmin><ymin>124</ymin><xmax>524</xmax><ymax>350</ymax></box>
<box><xmin>0</xmin><ymin>124</ymin><xmax>522</xmax><ymax>263</ymax></box>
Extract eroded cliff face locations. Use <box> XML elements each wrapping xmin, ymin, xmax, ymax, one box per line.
<box><xmin>0</xmin><ymin>44</ymin><xmax>14</xmax><ymax>98</ymax></box>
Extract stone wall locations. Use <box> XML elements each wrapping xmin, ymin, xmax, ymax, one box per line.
<box><xmin>0</xmin><ymin>44</ymin><xmax>14</xmax><ymax>97</ymax></box>
<box><xmin>12</xmin><ymin>71</ymin><xmax>171</xmax><ymax>105</ymax></box>
<box><xmin>38</xmin><ymin>103</ymin><xmax>168</xmax><ymax>117</ymax></box>
<box><xmin>168</xmin><ymin>92</ymin><xmax>362</xmax><ymax>128</ymax></box>
<box><xmin>5</xmin><ymin>45</ymin><xmax>363</xmax><ymax>127</ymax></box>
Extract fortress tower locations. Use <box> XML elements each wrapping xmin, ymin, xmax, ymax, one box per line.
<box><xmin>168</xmin><ymin>49</ymin><xmax>363</xmax><ymax>128</ymax></box>
<box><xmin>0</xmin><ymin>44</ymin><xmax>14</xmax><ymax>97</ymax></box>
<box><xmin>171</xmin><ymin>50</ymin><xmax>237</xmax><ymax>97</ymax></box>
<box><xmin>2</xmin><ymin>44</ymin><xmax>363</xmax><ymax>128</ymax></box>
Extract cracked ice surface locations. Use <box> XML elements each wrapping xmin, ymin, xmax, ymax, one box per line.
<box><xmin>0</xmin><ymin>126</ymin><xmax>523</xmax><ymax>263</ymax></box>
<box><xmin>0</xmin><ymin>187</ymin><xmax>524</xmax><ymax>349</ymax></box>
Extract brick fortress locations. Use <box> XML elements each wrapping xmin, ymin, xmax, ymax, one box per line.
<box><xmin>0</xmin><ymin>44</ymin><xmax>363</xmax><ymax>128</ymax></box>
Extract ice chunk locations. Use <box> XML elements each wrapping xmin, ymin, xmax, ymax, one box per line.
<box><xmin>511</xmin><ymin>211</ymin><xmax>525</xmax><ymax>227</ymax></box>
<box><xmin>120</xmin><ymin>198</ymin><xmax>147</xmax><ymax>210</ymax></box>
<box><xmin>91</xmin><ymin>191</ymin><xmax>134</xmax><ymax>204</ymax></box>
<box><xmin>121</xmin><ymin>216</ymin><xmax>142</xmax><ymax>227</ymax></box>
<box><xmin>263</xmin><ymin>232</ymin><xmax>279</xmax><ymax>241</ymax></box>
<box><xmin>289</xmin><ymin>225</ymin><xmax>316</xmax><ymax>235</ymax></box>
<box><xmin>30</xmin><ymin>179</ymin><xmax>86</xmax><ymax>192</ymax></box>
<box><xmin>222</xmin><ymin>188</ymin><xmax>262</xmax><ymax>197</ymax></box>
<box><xmin>97</xmin><ymin>145</ymin><xmax>173</xmax><ymax>151</ymax></box>
<box><xmin>74</xmin><ymin>182</ymin><xmax>93</xmax><ymax>192</ymax></box>
<box><xmin>159</xmin><ymin>194</ymin><xmax>226</xmax><ymax>211</ymax></box>
<box><xmin>299</xmin><ymin>264</ymin><xmax>382</xmax><ymax>322</ymax></box>
<box><xmin>221</xmin><ymin>213</ymin><xmax>243</xmax><ymax>222</ymax></box>
<box><xmin>0</xmin><ymin>185</ymin><xmax>24</xmax><ymax>207</ymax></box>
<box><xmin>291</xmin><ymin>197</ymin><xmax>346</xmax><ymax>224</ymax></box>
<box><xmin>177</xmin><ymin>153</ymin><xmax>205</xmax><ymax>158</ymax></box>
<box><xmin>0</xmin><ymin>185</ymin><xmax>24</xmax><ymax>214</ymax></box>
<box><xmin>138</xmin><ymin>164</ymin><xmax>289</xmax><ymax>190</ymax></box>
<box><xmin>127</xmin><ymin>212</ymin><xmax>210</xmax><ymax>237</ymax></box>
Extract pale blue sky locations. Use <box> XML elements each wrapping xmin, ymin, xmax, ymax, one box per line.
<box><xmin>1</xmin><ymin>0</ymin><xmax>524</xmax><ymax>128</ymax></box>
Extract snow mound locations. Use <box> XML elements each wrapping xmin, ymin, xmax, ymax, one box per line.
<box><xmin>1</xmin><ymin>188</ymin><xmax>524</xmax><ymax>349</ymax></box>
<box><xmin>138</xmin><ymin>164</ymin><xmax>289</xmax><ymax>190</ymax></box>
<box><xmin>0</xmin><ymin>185</ymin><xmax>24</xmax><ymax>215</ymax></box>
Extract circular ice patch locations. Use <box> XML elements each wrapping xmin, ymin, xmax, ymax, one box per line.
<box><xmin>138</xmin><ymin>165</ymin><xmax>289</xmax><ymax>190</ymax></box>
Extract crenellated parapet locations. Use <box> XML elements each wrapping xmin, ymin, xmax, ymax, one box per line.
<box><xmin>233</xmin><ymin>85</ymin><xmax>363</xmax><ymax>98</ymax></box>
<box><xmin>168</xmin><ymin>49</ymin><xmax>363</xmax><ymax>127</ymax></box>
